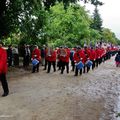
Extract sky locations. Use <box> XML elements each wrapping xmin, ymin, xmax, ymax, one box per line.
<box><xmin>80</xmin><ymin>0</ymin><xmax>120</xmax><ymax>39</ymax></box>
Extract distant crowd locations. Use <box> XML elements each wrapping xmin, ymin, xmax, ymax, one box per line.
<box><xmin>6</xmin><ymin>42</ymin><xmax>119</xmax><ymax>76</ymax></box>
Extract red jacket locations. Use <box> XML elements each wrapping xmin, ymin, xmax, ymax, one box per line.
<box><xmin>95</xmin><ymin>48</ymin><xmax>101</xmax><ymax>59</ymax></box>
<box><xmin>47</xmin><ymin>50</ymin><xmax>56</xmax><ymax>62</ymax></box>
<box><xmin>83</xmin><ymin>49</ymin><xmax>90</xmax><ymax>63</ymax></box>
<box><xmin>101</xmin><ymin>48</ymin><xmax>106</xmax><ymax>57</ymax></box>
<box><xmin>73</xmin><ymin>51</ymin><xmax>81</xmax><ymax>63</ymax></box>
<box><xmin>0</xmin><ymin>47</ymin><xmax>7</xmax><ymax>74</ymax></box>
<box><xmin>60</xmin><ymin>49</ymin><xmax>70</xmax><ymax>63</ymax></box>
<box><xmin>74</xmin><ymin>50</ymin><xmax>86</xmax><ymax>64</ymax></box>
<box><xmin>99</xmin><ymin>48</ymin><xmax>103</xmax><ymax>58</ymax></box>
<box><xmin>32</xmin><ymin>48</ymin><xmax>41</xmax><ymax>61</ymax></box>
<box><xmin>89</xmin><ymin>49</ymin><xmax>96</xmax><ymax>61</ymax></box>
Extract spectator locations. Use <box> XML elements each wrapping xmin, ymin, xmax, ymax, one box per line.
<box><xmin>12</xmin><ymin>45</ymin><xmax>19</xmax><ymax>67</ymax></box>
<box><xmin>7</xmin><ymin>45</ymin><xmax>13</xmax><ymax>67</ymax></box>
<box><xmin>115</xmin><ymin>50</ymin><xmax>120</xmax><ymax>67</ymax></box>
<box><xmin>23</xmin><ymin>44</ymin><xmax>31</xmax><ymax>69</ymax></box>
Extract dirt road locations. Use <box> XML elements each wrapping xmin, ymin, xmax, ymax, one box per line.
<box><xmin>0</xmin><ymin>57</ymin><xmax>120</xmax><ymax>120</ymax></box>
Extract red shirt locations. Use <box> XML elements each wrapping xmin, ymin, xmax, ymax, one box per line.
<box><xmin>73</xmin><ymin>50</ymin><xmax>86</xmax><ymax>64</ymax></box>
<box><xmin>89</xmin><ymin>49</ymin><xmax>96</xmax><ymax>61</ymax></box>
<box><xmin>83</xmin><ymin>48</ymin><xmax>90</xmax><ymax>63</ymax></box>
<box><xmin>32</xmin><ymin>48</ymin><xmax>41</xmax><ymax>61</ymax></box>
<box><xmin>95</xmin><ymin>48</ymin><xmax>101</xmax><ymax>59</ymax></box>
<box><xmin>60</xmin><ymin>49</ymin><xmax>70</xmax><ymax>63</ymax></box>
<box><xmin>47</xmin><ymin>50</ymin><xmax>56</xmax><ymax>62</ymax></box>
<box><xmin>0</xmin><ymin>47</ymin><xmax>7</xmax><ymax>74</ymax></box>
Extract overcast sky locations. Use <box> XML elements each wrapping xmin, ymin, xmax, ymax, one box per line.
<box><xmin>80</xmin><ymin>0</ymin><xmax>120</xmax><ymax>39</ymax></box>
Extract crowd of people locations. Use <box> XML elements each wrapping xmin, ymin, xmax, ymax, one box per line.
<box><xmin>6</xmin><ymin>42</ymin><xmax>120</xmax><ymax>75</ymax></box>
<box><xmin>21</xmin><ymin>42</ymin><xmax>119</xmax><ymax>76</ymax></box>
<box><xmin>42</xmin><ymin>43</ymin><xmax>119</xmax><ymax>76</ymax></box>
<box><xmin>0</xmin><ymin>41</ymin><xmax>120</xmax><ymax>97</ymax></box>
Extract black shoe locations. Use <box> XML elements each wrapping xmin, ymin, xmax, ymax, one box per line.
<box><xmin>2</xmin><ymin>93</ymin><xmax>9</xmax><ymax>97</ymax></box>
<box><xmin>74</xmin><ymin>74</ymin><xmax>78</xmax><ymax>76</ymax></box>
<box><xmin>79</xmin><ymin>73</ymin><xmax>82</xmax><ymax>75</ymax></box>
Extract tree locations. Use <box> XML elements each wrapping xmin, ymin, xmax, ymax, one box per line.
<box><xmin>0</xmin><ymin>0</ymin><xmax>22</xmax><ymax>38</ymax></box>
<box><xmin>44</xmin><ymin>3</ymin><xmax>92</xmax><ymax>47</ymax></box>
<box><xmin>91</xmin><ymin>0</ymin><xmax>103</xmax><ymax>6</ymax></box>
<box><xmin>43</xmin><ymin>0</ymin><xmax>103</xmax><ymax>10</ymax></box>
<box><xmin>0</xmin><ymin>0</ymin><xmax>44</xmax><ymax>39</ymax></box>
<box><xmin>0</xmin><ymin>0</ymin><xmax>103</xmax><ymax>39</ymax></box>
<box><xmin>102</xmin><ymin>28</ymin><xmax>117</xmax><ymax>44</ymax></box>
<box><xmin>90</xmin><ymin>7</ymin><xmax>102</xmax><ymax>32</ymax></box>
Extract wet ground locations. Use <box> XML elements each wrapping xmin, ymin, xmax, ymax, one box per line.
<box><xmin>0</xmin><ymin>57</ymin><xmax>120</xmax><ymax>120</ymax></box>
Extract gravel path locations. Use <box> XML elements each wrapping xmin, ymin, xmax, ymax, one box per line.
<box><xmin>0</xmin><ymin>57</ymin><xmax>120</xmax><ymax>120</ymax></box>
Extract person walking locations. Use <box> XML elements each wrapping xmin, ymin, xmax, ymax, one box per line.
<box><xmin>74</xmin><ymin>46</ymin><xmax>84</xmax><ymax>76</ymax></box>
<box><xmin>83</xmin><ymin>46</ymin><xmax>91</xmax><ymax>73</ymax></box>
<box><xmin>89</xmin><ymin>47</ymin><xmax>96</xmax><ymax>70</ymax></box>
<box><xmin>60</xmin><ymin>47</ymin><xmax>70</xmax><ymax>74</ymax></box>
<box><xmin>31</xmin><ymin>45</ymin><xmax>41</xmax><ymax>73</ymax></box>
<box><xmin>47</xmin><ymin>47</ymin><xmax>56</xmax><ymax>73</ymax></box>
<box><xmin>0</xmin><ymin>42</ymin><xmax>9</xmax><ymax>97</ymax></box>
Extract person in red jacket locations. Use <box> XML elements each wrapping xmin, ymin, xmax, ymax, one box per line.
<box><xmin>73</xmin><ymin>46</ymin><xmax>84</xmax><ymax>76</ymax></box>
<box><xmin>95</xmin><ymin>46</ymin><xmax>101</xmax><ymax>67</ymax></box>
<box><xmin>56</xmin><ymin>46</ymin><xmax>62</xmax><ymax>70</ymax></box>
<box><xmin>0</xmin><ymin>42</ymin><xmax>9</xmax><ymax>97</ymax></box>
<box><xmin>60</xmin><ymin>47</ymin><xmax>70</xmax><ymax>74</ymax></box>
<box><xmin>47</xmin><ymin>47</ymin><xmax>56</xmax><ymax>73</ymax></box>
<box><xmin>89</xmin><ymin>47</ymin><xmax>96</xmax><ymax>70</ymax></box>
<box><xmin>31</xmin><ymin>45</ymin><xmax>41</xmax><ymax>73</ymax></box>
<box><xmin>98</xmin><ymin>47</ymin><xmax>103</xmax><ymax>65</ymax></box>
<box><xmin>83</xmin><ymin>46</ymin><xmax>91</xmax><ymax>73</ymax></box>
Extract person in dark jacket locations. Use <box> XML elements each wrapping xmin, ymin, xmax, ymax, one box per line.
<box><xmin>41</xmin><ymin>45</ymin><xmax>46</xmax><ymax>66</ymax></box>
<box><xmin>115</xmin><ymin>50</ymin><xmax>120</xmax><ymax>67</ymax></box>
<box><xmin>70</xmin><ymin>47</ymin><xmax>76</xmax><ymax>71</ymax></box>
<box><xmin>7</xmin><ymin>45</ymin><xmax>13</xmax><ymax>67</ymax></box>
<box><xmin>23</xmin><ymin>44</ymin><xmax>31</xmax><ymax>69</ymax></box>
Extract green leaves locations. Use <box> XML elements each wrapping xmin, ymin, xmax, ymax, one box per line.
<box><xmin>1</xmin><ymin>0</ymin><xmax>119</xmax><ymax>47</ymax></box>
<box><xmin>102</xmin><ymin>28</ymin><xmax>117</xmax><ymax>44</ymax></box>
<box><xmin>44</xmin><ymin>3</ymin><xmax>93</xmax><ymax>47</ymax></box>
